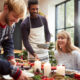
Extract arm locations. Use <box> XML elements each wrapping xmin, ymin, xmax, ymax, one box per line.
<box><xmin>54</xmin><ymin>50</ymin><xmax>58</xmax><ymax>63</ymax></box>
<box><xmin>1</xmin><ymin>26</ymin><xmax>16</xmax><ymax>65</ymax></box>
<box><xmin>0</xmin><ymin>59</ymin><xmax>11</xmax><ymax>75</ymax></box>
<box><xmin>43</xmin><ymin>17</ymin><xmax>51</xmax><ymax>42</ymax></box>
<box><xmin>0</xmin><ymin>59</ymin><xmax>28</xmax><ymax>80</ymax></box>
<box><xmin>1</xmin><ymin>38</ymin><xmax>16</xmax><ymax>65</ymax></box>
<box><xmin>21</xmin><ymin>22</ymin><xmax>36</xmax><ymax>57</ymax></box>
<box><xmin>1</xmin><ymin>38</ymin><xmax>15</xmax><ymax>60</ymax></box>
<box><xmin>76</xmin><ymin>51</ymin><xmax>80</xmax><ymax>70</ymax></box>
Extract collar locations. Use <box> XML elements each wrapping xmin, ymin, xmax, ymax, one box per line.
<box><xmin>0</xmin><ymin>22</ymin><xmax>6</xmax><ymax>28</ymax></box>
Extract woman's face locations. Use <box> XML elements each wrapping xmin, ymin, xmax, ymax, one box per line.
<box><xmin>57</xmin><ymin>36</ymin><xmax>67</xmax><ymax>49</ymax></box>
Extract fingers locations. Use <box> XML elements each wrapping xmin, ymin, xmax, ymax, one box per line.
<box><xmin>36</xmin><ymin>57</ymin><xmax>39</xmax><ymax>60</ymax></box>
<box><xmin>9</xmin><ymin>59</ymin><xmax>16</xmax><ymax>66</ymax></box>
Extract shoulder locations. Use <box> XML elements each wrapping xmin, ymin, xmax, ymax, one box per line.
<box><xmin>21</xmin><ymin>17</ymin><xmax>29</xmax><ymax>26</ymax></box>
<box><xmin>38</xmin><ymin>15</ymin><xmax>47</xmax><ymax>22</ymax></box>
<box><xmin>72</xmin><ymin>50</ymin><xmax>80</xmax><ymax>55</ymax></box>
<box><xmin>20</xmin><ymin>17</ymin><xmax>29</xmax><ymax>28</ymax></box>
<box><xmin>54</xmin><ymin>50</ymin><xmax>59</xmax><ymax>55</ymax></box>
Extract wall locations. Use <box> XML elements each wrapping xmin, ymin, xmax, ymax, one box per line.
<box><xmin>39</xmin><ymin>0</ymin><xmax>66</xmax><ymax>42</ymax></box>
<box><xmin>39</xmin><ymin>0</ymin><xmax>55</xmax><ymax>42</ymax></box>
<box><xmin>39</xmin><ymin>0</ymin><xmax>52</xmax><ymax>15</ymax></box>
<box><xmin>0</xmin><ymin>0</ymin><xmax>4</xmax><ymax>11</ymax></box>
<box><xmin>48</xmin><ymin>4</ymin><xmax>55</xmax><ymax>42</ymax></box>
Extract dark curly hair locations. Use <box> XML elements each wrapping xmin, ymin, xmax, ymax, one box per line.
<box><xmin>28</xmin><ymin>0</ymin><xmax>38</xmax><ymax>9</ymax></box>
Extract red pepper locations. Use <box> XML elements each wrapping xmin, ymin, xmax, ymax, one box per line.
<box><xmin>75</xmin><ymin>74</ymin><xmax>80</xmax><ymax>78</ymax></box>
<box><xmin>28</xmin><ymin>62</ymin><xmax>34</xmax><ymax>67</ymax></box>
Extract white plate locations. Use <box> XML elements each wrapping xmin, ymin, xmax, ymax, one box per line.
<box><xmin>37</xmin><ymin>44</ymin><xmax>49</xmax><ymax>49</ymax></box>
<box><xmin>23</xmin><ymin>70</ymin><xmax>34</xmax><ymax>77</ymax></box>
<box><xmin>3</xmin><ymin>75</ymin><xmax>13</xmax><ymax>80</ymax></box>
<box><xmin>65</xmin><ymin>69</ymin><xmax>77</xmax><ymax>74</ymax></box>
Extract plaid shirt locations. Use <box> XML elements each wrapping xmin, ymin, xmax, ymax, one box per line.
<box><xmin>0</xmin><ymin>25</ymin><xmax>15</xmax><ymax>60</ymax></box>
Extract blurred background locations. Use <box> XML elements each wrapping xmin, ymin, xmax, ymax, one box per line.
<box><xmin>0</xmin><ymin>0</ymin><xmax>79</xmax><ymax>50</ymax></box>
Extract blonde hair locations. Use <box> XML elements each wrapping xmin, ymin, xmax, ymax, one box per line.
<box><xmin>56</xmin><ymin>30</ymin><xmax>80</xmax><ymax>53</ymax></box>
<box><xmin>4</xmin><ymin>0</ymin><xmax>27</xmax><ymax>19</ymax></box>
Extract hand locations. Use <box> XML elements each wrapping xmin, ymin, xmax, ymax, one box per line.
<box><xmin>46</xmin><ymin>42</ymin><xmax>49</xmax><ymax>44</ymax></box>
<box><xmin>9</xmin><ymin>59</ymin><xmax>16</xmax><ymax>66</ymax></box>
<box><xmin>18</xmin><ymin>71</ymin><xmax>28</xmax><ymax>80</ymax></box>
<box><xmin>34</xmin><ymin>53</ymin><xmax>39</xmax><ymax>60</ymax></box>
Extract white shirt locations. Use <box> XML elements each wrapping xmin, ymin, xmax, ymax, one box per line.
<box><xmin>54</xmin><ymin>50</ymin><xmax>80</xmax><ymax>70</ymax></box>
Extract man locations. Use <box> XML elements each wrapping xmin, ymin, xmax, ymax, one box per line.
<box><xmin>0</xmin><ymin>0</ymin><xmax>26</xmax><ymax>65</ymax></box>
<box><xmin>21</xmin><ymin>0</ymin><xmax>51</xmax><ymax>62</ymax></box>
<box><xmin>0</xmin><ymin>0</ymin><xmax>28</xmax><ymax>80</ymax></box>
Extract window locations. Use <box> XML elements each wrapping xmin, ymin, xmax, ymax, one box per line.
<box><xmin>55</xmin><ymin>0</ymin><xmax>74</xmax><ymax>44</ymax></box>
<box><xmin>66</xmin><ymin>0</ymin><xmax>74</xmax><ymax>27</ymax></box>
<box><xmin>57</xmin><ymin>4</ymin><xmax>64</xmax><ymax>29</ymax></box>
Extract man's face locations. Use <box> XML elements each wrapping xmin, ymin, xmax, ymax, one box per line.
<box><xmin>5</xmin><ymin>11</ymin><xmax>20</xmax><ymax>26</ymax></box>
<box><xmin>29</xmin><ymin>4</ymin><xmax>39</xmax><ymax>18</ymax></box>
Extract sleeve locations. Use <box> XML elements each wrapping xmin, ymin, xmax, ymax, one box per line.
<box><xmin>43</xmin><ymin>17</ymin><xmax>51</xmax><ymax>42</ymax></box>
<box><xmin>54</xmin><ymin>50</ymin><xmax>57</xmax><ymax>58</ymax></box>
<box><xmin>0</xmin><ymin>59</ymin><xmax>11</xmax><ymax>75</ymax></box>
<box><xmin>54</xmin><ymin>50</ymin><xmax>58</xmax><ymax>62</ymax></box>
<box><xmin>0</xmin><ymin>59</ymin><xmax>22</xmax><ymax>80</ymax></box>
<box><xmin>1</xmin><ymin>26</ymin><xmax>15</xmax><ymax>61</ymax></box>
<box><xmin>76</xmin><ymin>51</ymin><xmax>80</xmax><ymax>70</ymax></box>
<box><xmin>21</xmin><ymin>22</ymin><xmax>35</xmax><ymax>57</ymax></box>
<box><xmin>1</xmin><ymin>38</ymin><xmax>15</xmax><ymax>60</ymax></box>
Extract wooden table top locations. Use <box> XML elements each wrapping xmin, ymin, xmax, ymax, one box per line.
<box><xmin>1</xmin><ymin>49</ymin><xmax>22</xmax><ymax>54</ymax></box>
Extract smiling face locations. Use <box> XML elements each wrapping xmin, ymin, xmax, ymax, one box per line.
<box><xmin>5</xmin><ymin>11</ymin><xmax>20</xmax><ymax>26</ymax></box>
<box><xmin>3</xmin><ymin>0</ymin><xmax>27</xmax><ymax>26</ymax></box>
<box><xmin>29</xmin><ymin>4</ymin><xmax>39</xmax><ymax>18</ymax></box>
<box><xmin>56</xmin><ymin>31</ymin><xmax>70</xmax><ymax>51</ymax></box>
<box><xmin>56</xmin><ymin>31</ymin><xmax>73</xmax><ymax>53</ymax></box>
<box><xmin>57</xmin><ymin>36</ymin><xmax>67</xmax><ymax>49</ymax></box>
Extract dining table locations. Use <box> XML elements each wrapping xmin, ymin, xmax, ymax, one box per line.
<box><xmin>0</xmin><ymin>61</ymin><xmax>79</xmax><ymax>80</ymax></box>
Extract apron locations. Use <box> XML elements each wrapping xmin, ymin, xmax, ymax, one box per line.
<box><xmin>28</xmin><ymin>16</ymin><xmax>49</xmax><ymax>62</ymax></box>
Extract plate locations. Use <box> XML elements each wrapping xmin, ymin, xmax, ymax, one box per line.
<box><xmin>3</xmin><ymin>75</ymin><xmax>13</xmax><ymax>80</ymax></box>
<box><xmin>23</xmin><ymin>70</ymin><xmax>34</xmax><ymax>77</ymax></box>
<box><xmin>37</xmin><ymin>44</ymin><xmax>49</xmax><ymax>49</ymax></box>
<box><xmin>65</xmin><ymin>69</ymin><xmax>77</xmax><ymax>75</ymax></box>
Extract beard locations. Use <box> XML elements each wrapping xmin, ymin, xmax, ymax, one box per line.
<box><xmin>5</xmin><ymin>14</ymin><xmax>11</xmax><ymax>26</ymax></box>
<box><xmin>5</xmin><ymin>15</ymin><xmax>14</xmax><ymax>27</ymax></box>
<box><xmin>30</xmin><ymin>12</ymin><xmax>38</xmax><ymax>18</ymax></box>
<box><xmin>5</xmin><ymin>16</ymin><xmax>9</xmax><ymax>25</ymax></box>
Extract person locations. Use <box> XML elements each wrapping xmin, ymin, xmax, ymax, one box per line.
<box><xmin>54</xmin><ymin>30</ymin><xmax>80</xmax><ymax>70</ymax></box>
<box><xmin>0</xmin><ymin>0</ymin><xmax>26</xmax><ymax>65</ymax></box>
<box><xmin>0</xmin><ymin>0</ymin><xmax>30</xmax><ymax>80</ymax></box>
<box><xmin>0</xmin><ymin>59</ymin><xmax>28</xmax><ymax>80</ymax></box>
<box><xmin>21</xmin><ymin>0</ymin><xmax>51</xmax><ymax>62</ymax></box>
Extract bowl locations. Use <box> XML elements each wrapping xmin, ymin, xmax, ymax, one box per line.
<box><xmin>37</xmin><ymin>44</ymin><xmax>50</xmax><ymax>49</ymax></box>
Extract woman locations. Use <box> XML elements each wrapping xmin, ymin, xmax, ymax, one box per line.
<box><xmin>54</xmin><ymin>30</ymin><xmax>80</xmax><ymax>70</ymax></box>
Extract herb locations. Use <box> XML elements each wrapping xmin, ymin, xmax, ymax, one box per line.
<box><xmin>33</xmin><ymin>74</ymin><xmax>42</xmax><ymax>80</ymax></box>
